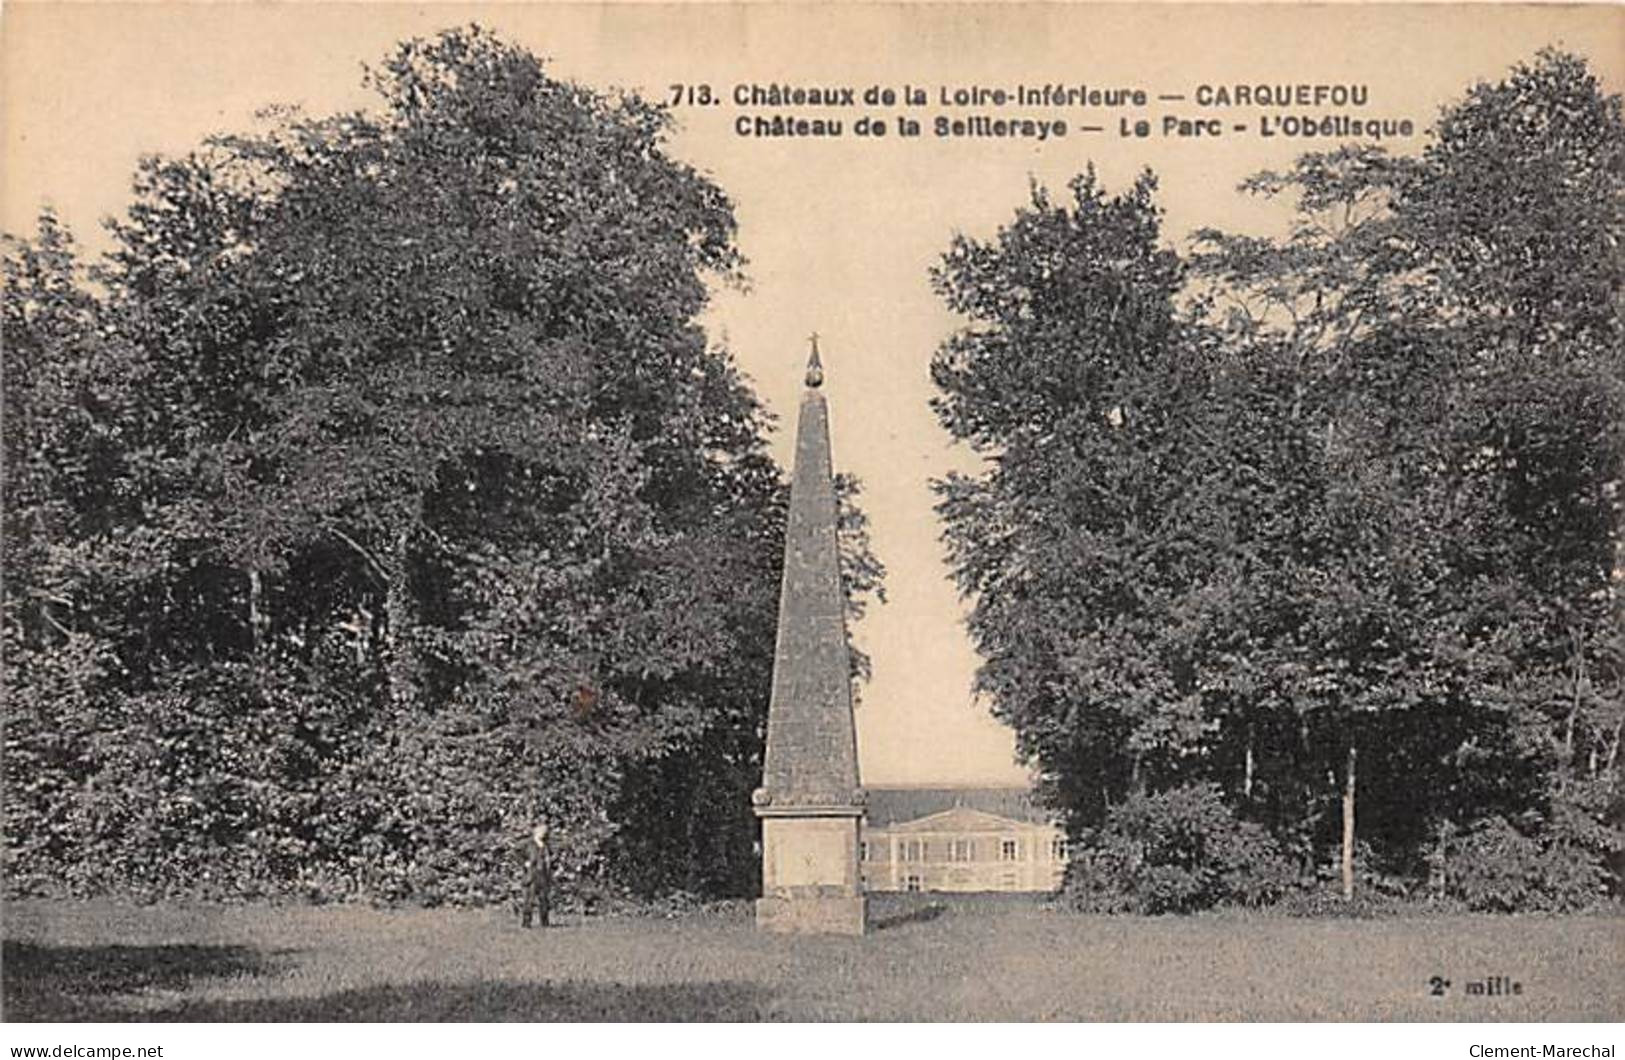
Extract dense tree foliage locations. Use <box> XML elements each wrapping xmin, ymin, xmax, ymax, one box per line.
<box><xmin>3</xmin><ymin>27</ymin><xmax>880</xmax><ymax>906</ymax></box>
<box><xmin>932</xmin><ymin>51</ymin><xmax>1623</xmax><ymax>909</ymax></box>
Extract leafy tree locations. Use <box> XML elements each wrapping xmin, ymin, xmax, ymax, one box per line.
<box><xmin>1191</xmin><ymin>50</ymin><xmax>1624</xmax><ymax>901</ymax></box>
<box><xmin>2</xmin><ymin>213</ymin><xmax>142</xmax><ymax>894</ymax></box>
<box><xmin>930</xmin><ymin>169</ymin><xmax>1211</xmax><ymax>823</ymax></box>
<box><xmin>932</xmin><ymin>51</ymin><xmax>1622</xmax><ymax>908</ymax></box>
<box><xmin>3</xmin><ymin>26</ymin><xmax>882</xmax><ymax>904</ymax></box>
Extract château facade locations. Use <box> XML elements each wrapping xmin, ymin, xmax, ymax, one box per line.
<box><xmin>859</xmin><ymin>787</ymin><xmax>1068</xmax><ymax>893</ymax></box>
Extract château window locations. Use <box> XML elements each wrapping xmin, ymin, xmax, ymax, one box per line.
<box><xmin>1000</xmin><ymin>838</ymin><xmax>1019</xmax><ymax>861</ymax></box>
<box><xmin>951</xmin><ymin>839</ymin><xmax>974</xmax><ymax>862</ymax></box>
<box><xmin>904</xmin><ymin>874</ymin><xmax>922</xmax><ymax>893</ymax></box>
<box><xmin>1051</xmin><ymin>837</ymin><xmax>1069</xmax><ymax>861</ymax></box>
<box><xmin>860</xmin><ymin>841</ymin><xmax>869</xmax><ymax>862</ymax></box>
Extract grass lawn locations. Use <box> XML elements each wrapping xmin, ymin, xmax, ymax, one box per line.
<box><xmin>3</xmin><ymin>894</ymin><xmax>1619</xmax><ymax>1021</ymax></box>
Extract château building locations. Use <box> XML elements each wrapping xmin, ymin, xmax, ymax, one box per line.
<box><xmin>859</xmin><ymin>786</ymin><xmax>1068</xmax><ymax>893</ymax></box>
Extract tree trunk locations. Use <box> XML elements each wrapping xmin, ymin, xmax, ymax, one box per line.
<box><xmin>1243</xmin><ymin>724</ymin><xmax>1255</xmax><ymax>800</ymax></box>
<box><xmin>1297</xmin><ymin>718</ymin><xmax>1316</xmax><ymax>876</ymax></box>
<box><xmin>383</xmin><ymin>525</ymin><xmax>419</xmax><ymax>711</ymax></box>
<box><xmin>1428</xmin><ymin>819</ymin><xmax>1450</xmax><ymax>898</ymax></box>
<box><xmin>684</xmin><ymin>773</ymin><xmax>702</xmax><ymax>894</ymax></box>
<box><xmin>1341</xmin><ymin>742</ymin><xmax>1358</xmax><ymax>901</ymax></box>
<box><xmin>1561</xmin><ymin>640</ymin><xmax>1584</xmax><ymax>792</ymax></box>
<box><xmin>248</xmin><ymin>567</ymin><xmax>265</xmax><ymax>653</ymax></box>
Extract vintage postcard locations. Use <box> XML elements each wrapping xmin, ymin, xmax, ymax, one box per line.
<box><xmin>2</xmin><ymin>1</ymin><xmax>1620</xmax><ymax>1043</ymax></box>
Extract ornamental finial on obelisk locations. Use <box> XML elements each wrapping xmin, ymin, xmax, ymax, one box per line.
<box><xmin>805</xmin><ymin>331</ymin><xmax>824</xmax><ymax>388</ymax></box>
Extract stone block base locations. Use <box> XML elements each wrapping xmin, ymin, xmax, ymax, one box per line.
<box><xmin>755</xmin><ymin>894</ymin><xmax>867</xmax><ymax>936</ymax></box>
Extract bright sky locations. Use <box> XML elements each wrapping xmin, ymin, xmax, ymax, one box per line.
<box><xmin>5</xmin><ymin>3</ymin><xmax>1620</xmax><ymax>785</ymax></box>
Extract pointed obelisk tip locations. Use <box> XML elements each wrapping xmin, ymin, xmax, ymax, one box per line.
<box><xmin>805</xmin><ymin>332</ymin><xmax>824</xmax><ymax>389</ymax></box>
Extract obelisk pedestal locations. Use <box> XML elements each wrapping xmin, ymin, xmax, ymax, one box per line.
<box><xmin>754</xmin><ymin>796</ymin><xmax>866</xmax><ymax>934</ymax></box>
<box><xmin>753</xmin><ymin>338</ymin><xmax>867</xmax><ymax>935</ymax></box>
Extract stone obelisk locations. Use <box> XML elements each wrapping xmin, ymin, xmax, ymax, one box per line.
<box><xmin>753</xmin><ymin>337</ymin><xmax>867</xmax><ymax>935</ymax></box>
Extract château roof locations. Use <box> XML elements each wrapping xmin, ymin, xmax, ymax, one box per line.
<box><xmin>881</xmin><ymin>805</ymin><xmax>1045</xmax><ymax>835</ymax></box>
<box><xmin>862</xmin><ymin>786</ymin><xmax>1053</xmax><ymax>828</ymax></box>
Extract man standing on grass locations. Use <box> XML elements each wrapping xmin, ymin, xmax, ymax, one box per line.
<box><xmin>522</xmin><ymin>823</ymin><xmax>552</xmax><ymax>928</ymax></box>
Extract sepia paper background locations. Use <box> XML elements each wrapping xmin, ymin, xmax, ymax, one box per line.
<box><xmin>6</xmin><ymin>1</ymin><xmax>1621</xmax><ymax>787</ymax></box>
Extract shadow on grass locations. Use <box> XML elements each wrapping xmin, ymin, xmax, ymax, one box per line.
<box><xmin>2</xmin><ymin>940</ymin><xmax>281</xmax><ymax>1021</ymax></box>
<box><xmin>3</xmin><ymin>940</ymin><xmax>772</xmax><ymax>1022</ymax></box>
<box><xmin>143</xmin><ymin>980</ymin><xmax>774</xmax><ymax>1021</ymax></box>
<box><xmin>872</xmin><ymin>902</ymin><xmax>947</xmax><ymax>931</ymax></box>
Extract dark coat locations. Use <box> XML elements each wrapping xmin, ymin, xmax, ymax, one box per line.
<box><xmin>521</xmin><ymin>834</ymin><xmax>552</xmax><ymax>927</ymax></box>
